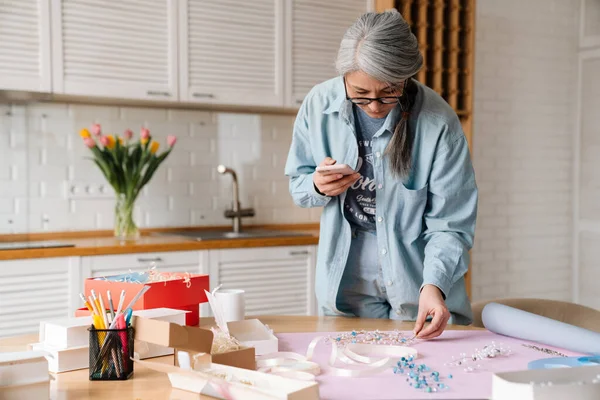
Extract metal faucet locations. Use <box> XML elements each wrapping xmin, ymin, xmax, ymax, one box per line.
<box><xmin>217</xmin><ymin>165</ymin><xmax>255</xmax><ymax>233</ymax></box>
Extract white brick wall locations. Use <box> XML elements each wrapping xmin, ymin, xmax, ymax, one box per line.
<box><xmin>0</xmin><ymin>104</ymin><xmax>318</xmax><ymax>233</ymax></box>
<box><xmin>471</xmin><ymin>0</ymin><xmax>580</xmax><ymax>302</ymax></box>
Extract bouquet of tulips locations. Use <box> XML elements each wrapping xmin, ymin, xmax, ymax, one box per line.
<box><xmin>79</xmin><ymin>124</ymin><xmax>177</xmax><ymax>240</ymax></box>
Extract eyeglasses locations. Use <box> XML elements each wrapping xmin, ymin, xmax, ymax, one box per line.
<box><xmin>343</xmin><ymin>76</ymin><xmax>404</xmax><ymax>105</ymax></box>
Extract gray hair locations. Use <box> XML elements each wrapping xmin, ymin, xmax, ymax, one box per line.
<box><xmin>336</xmin><ymin>9</ymin><xmax>422</xmax><ymax>177</ymax></box>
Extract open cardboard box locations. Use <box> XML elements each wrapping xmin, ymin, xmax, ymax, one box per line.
<box><xmin>84</xmin><ymin>274</ymin><xmax>209</xmax><ymax>326</ymax></box>
<box><xmin>227</xmin><ymin>319</ymin><xmax>278</xmax><ymax>356</ymax></box>
<box><xmin>133</xmin><ymin>316</ymin><xmax>256</xmax><ymax>370</ymax></box>
<box><xmin>133</xmin><ymin>356</ymin><xmax>319</xmax><ymax>400</ymax></box>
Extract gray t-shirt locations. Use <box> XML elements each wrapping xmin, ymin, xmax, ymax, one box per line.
<box><xmin>344</xmin><ymin>106</ymin><xmax>386</xmax><ymax>231</ymax></box>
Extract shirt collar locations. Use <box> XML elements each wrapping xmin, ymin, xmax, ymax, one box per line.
<box><xmin>322</xmin><ymin>76</ymin><xmax>347</xmax><ymax>116</ymax></box>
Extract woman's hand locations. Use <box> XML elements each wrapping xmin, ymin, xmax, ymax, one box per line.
<box><xmin>413</xmin><ymin>284</ymin><xmax>450</xmax><ymax>339</ymax></box>
<box><xmin>314</xmin><ymin>157</ymin><xmax>360</xmax><ymax>196</ymax></box>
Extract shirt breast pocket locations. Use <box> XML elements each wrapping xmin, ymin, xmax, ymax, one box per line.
<box><xmin>396</xmin><ymin>183</ymin><xmax>428</xmax><ymax>243</ymax></box>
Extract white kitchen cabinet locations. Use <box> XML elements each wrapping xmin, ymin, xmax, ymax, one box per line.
<box><xmin>0</xmin><ymin>0</ymin><xmax>52</xmax><ymax>92</ymax></box>
<box><xmin>50</xmin><ymin>0</ymin><xmax>179</xmax><ymax>101</ymax></box>
<box><xmin>203</xmin><ymin>246</ymin><xmax>317</xmax><ymax>317</ymax></box>
<box><xmin>178</xmin><ymin>0</ymin><xmax>285</xmax><ymax>107</ymax></box>
<box><xmin>80</xmin><ymin>250</ymin><xmax>204</xmax><ymax>279</ymax></box>
<box><xmin>0</xmin><ymin>257</ymin><xmax>79</xmax><ymax>338</ymax></box>
<box><xmin>285</xmin><ymin>0</ymin><xmax>369</xmax><ymax>106</ymax></box>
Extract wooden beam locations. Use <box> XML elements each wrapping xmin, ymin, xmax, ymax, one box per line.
<box><xmin>374</xmin><ymin>0</ymin><xmax>396</xmax><ymax>12</ymax></box>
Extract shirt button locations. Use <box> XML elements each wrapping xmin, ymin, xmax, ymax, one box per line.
<box><xmin>375</xmin><ymin>152</ymin><xmax>381</xmax><ymax>158</ymax></box>
<box><xmin>377</xmin><ymin>184</ymin><xmax>383</xmax><ymax>189</ymax></box>
<box><xmin>377</xmin><ymin>216</ymin><xmax>383</xmax><ymax>222</ymax></box>
<box><xmin>396</xmin><ymin>309</ymin><xmax>402</xmax><ymax>316</ymax></box>
<box><xmin>381</xmin><ymin>249</ymin><xmax>387</xmax><ymax>255</ymax></box>
<box><xmin>387</xmin><ymin>280</ymin><xmax>393</xmax><ymax>286</ymax></box>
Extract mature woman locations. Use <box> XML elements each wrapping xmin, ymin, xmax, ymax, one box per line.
<box><xmin>285</xmin><ymin>10</ymin><xmax>477</xmax><ymax>339</ymax></box>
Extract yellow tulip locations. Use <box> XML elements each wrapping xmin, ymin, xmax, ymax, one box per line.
<box><xmin>150</xmin><ymin>141</ymin><xmax>160</xmax><ymax>154</ymax></box>
<box><xmin>106</xmin><ymin>135</ymin><xmax>116</xmax><ymax>149</ymax></box>
<box><xmin>141</xmin><ymin>137</ymin><xmax>149</xmax><ymax>145</ymax></box>
<box><xmin>118</xmin><ymin>137</ymin><xmax>124</xmax><ymax>146</ymax></box>
<box><xmin>79</xmin><ymin>128</ymin><xmax>91</xmax><ymax>139</ymax></box>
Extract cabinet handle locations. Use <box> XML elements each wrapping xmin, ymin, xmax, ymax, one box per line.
<box><xmin>289</xmin><ymin>250</ymin><xmax>309</xmax><ymax>256</ymax></box>
<box><xmin>137</xmin><ymin>257</ymin><xmax>163</xmax><ymax>263</ymax></box>
<box><xmin>193</xmin><ymin>92</ymin><xmax>215</xmax><ymax>98</ymax></box>
<box><xmin>147</xmin><ymin>90</ymin><xmax>171</xmax><ymax>96</ymax></box>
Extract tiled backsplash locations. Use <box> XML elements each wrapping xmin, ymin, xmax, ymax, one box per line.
<box><xmin>0</xmin><ymin>103</ymin><xmax>320</xmax><ymax>233</ymax></box>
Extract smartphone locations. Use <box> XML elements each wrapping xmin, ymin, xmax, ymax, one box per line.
<box><xmin>315</xmin><ymin>164</ymin><xmax>357</xmax><ymax>176</ymax></box>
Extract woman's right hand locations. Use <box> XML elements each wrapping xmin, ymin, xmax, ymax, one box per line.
<box><xmin>314</xmin><ymin>157</ymin><xmax>360</xmax><ymax>197</ymax></box>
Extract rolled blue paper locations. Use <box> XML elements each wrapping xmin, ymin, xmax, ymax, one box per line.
<box><xmin>481</xmin><ymin>302</ymin><xmax>600</xmax><ymax>355</ymax></box>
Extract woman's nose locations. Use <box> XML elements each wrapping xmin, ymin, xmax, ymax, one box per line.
<box><xmin>368</xmin><ymin>101</ymin><xmax>383</xmax><ymax>113</ymax></box>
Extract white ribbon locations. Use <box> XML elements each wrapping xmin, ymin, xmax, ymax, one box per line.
<box><xmin>256</xmin><ymin>336</ymin><xmax>417</xmax><ymax>380</ymax></box>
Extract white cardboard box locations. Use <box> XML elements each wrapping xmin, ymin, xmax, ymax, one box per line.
<box><xmin>40</xmin><ymin>308</ymin><xmax>187</xmax><ymax>349</ymax></box>
<box><xmin>0</xmin><ymin>351</ymin><xmax>50</xmax><ymax>387</ymax></box>
<box><xmin>227</xmin><ymin>319</ymin><xmax>278</xmax><ymax>356</ymax></box>
<box><xmin>492</xmin><ymin>365</ymin><xmax>600</xmax><ymax>400</ymax></box>
<box><xmin>33</xmin><ymin>308</ymin><xmax>188</xmax><ymax>373</ymax></box>
<box><xmin>134</xmin><ymin>357</ymin><xmax>319</xmax><ymax>400</ymax></box>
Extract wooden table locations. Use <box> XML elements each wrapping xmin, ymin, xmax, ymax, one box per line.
<box><xmin>0</xmin><ymin>316</ymin><xmax>478</xmax><ymax>399</ymax></box>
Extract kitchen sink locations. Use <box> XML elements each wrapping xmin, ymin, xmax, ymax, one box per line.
<box><xmin>156</xmin><ymin>229</ymin><xmax>313</xmax><ymax>241</ymax></box>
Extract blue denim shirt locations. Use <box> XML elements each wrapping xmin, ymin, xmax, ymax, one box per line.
<box><xmin>284</xmin><ymin>76</ymin><xmax>478</xmax><ymax>325</ymax></box>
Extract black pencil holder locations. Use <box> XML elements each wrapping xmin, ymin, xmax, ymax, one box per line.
<box><xmin>88</xmin><ymin>326</ymin><xmax>135</xmax><ymax>380</ymax></box>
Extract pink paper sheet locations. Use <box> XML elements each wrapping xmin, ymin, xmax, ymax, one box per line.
<box><xmin>276</xmin><ymin>330</ymin><xmax>584</xmax><ymax>400</ymax></box>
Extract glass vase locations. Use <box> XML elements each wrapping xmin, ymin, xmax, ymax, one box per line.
<box><xmin>114</xmin><ymin>194</ymin><xmax>139</xmax><ymax>241</ymax></box>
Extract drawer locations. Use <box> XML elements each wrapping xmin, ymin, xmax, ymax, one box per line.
<box><xmin>213</xmin><ymin>246</ymin><xmax>312</xmax><ymax>263</ymax></box>
<box><xmin>84</xmin><ymin>251</ymin><xmax>201</xmax><ymax>274</ymax></box>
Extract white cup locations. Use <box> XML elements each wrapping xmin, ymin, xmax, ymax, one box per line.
<box><xmin>214</xmin><ymin>289</ymin><xmax>245</xmax><ymax>322</ymax></box>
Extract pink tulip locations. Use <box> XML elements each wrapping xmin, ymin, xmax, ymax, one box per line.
<box><xmin>99</xmin><ymin>136</ymin><xmax>109</xmax><ymax>147</ymax></box>
<box><xmin>83</xmin><ymin>137</ymin><xmax>96</xmax><ymax>148</ymax></box>
<box><xmin>140</xmin><ymin>128</ymin><xmax>150</xmax><ymax>140</ymax></box>
<box><xmin>167</xmin><ymin>135</ymin><xmax>177</xmax><ymax>147</ymax></box>
<box><xmin>91</xmin><ymin>123</ymin><xmax>102</xmax><ymax>136</ymax></box>
<box><xmin>124</xmin><ymin>129</ymin><xmax>133</xmax><ymax>140</ymax></box>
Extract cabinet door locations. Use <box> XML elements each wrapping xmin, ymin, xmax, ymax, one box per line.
<box><xmin>179</xmin><ymin>0</ymin><xmax>284</xmax><ymax>107</ymax></box>
<box><xmin>205</xmin><ymin>246</ymin><xmax>316</xmax><ymax>317</ymax></box>
<box><xmin>0</xmin><ymin>0</ymin><xmax>51</xmax><ymax>92</ymax></box>
<box><xmin>81</xmin><ymin>251</ymin><xmax>203</xmax><ymax>278</ymax></box>
<box><xmin>286</xmin><ymin>0</ymin><xmax>369</xmax><ymax>106</ymax></box>
<box><xmin>50</xmin><ymin>0</ymin><xmax>178</xmax><ymax>101</ymax></box>
<box><xmin>0</xmin><ymin>257</ymin><xmax>79</xmax><ymax>338</ymax></box>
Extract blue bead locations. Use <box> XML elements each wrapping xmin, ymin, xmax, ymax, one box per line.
<box><xmin>401</xmin><ymin>338</ymin><xmax>407</xmax><ymax>343</ymax></box>
<box><xmin>438</xmin><ymin>383</ymin><xmax>445</xmax><ymax>389</ymax></box>
<box><xmin>434</xmin><ymin>377</ymin><xmax>439</xmax><ymax>382</ymax></box>
<box><xmin>336</xmin><ymin>337</ymin><xmax>341</xmax><ymax>342</ymax></box>
<box><xmin>409</xmin><ymin>364</ymin><xmax>414</xmax><ymax>369</ymax></box>
<box><xmin>415</xmin><ymin>383</ymin><xmax>421</xmax><ymax>389</ymax></box>
<box><xmin>393</xmin><ymin>367</ymin><xmax>398</xmax><ymax>374</ymax></box>
<box><xmin>448</xmin><ymin>374</ymin><xmax>453</xmax><ymax>379</ymax></box>
<box><xmin>401</xmin><ymin>357</ymin><xmax>406</xmax><ymax>362</ymax></box>
<box><xmin>351</xmin><ymin>331</ymin><xmax>357</xmax><ymax>336</ymax></box>
<box><xmin>399</xmin><ymin>368</ymin><xmax>404</xmax><ymax>374</ymax></box>
<box><xmin>426</xmin><ymin>387</ymin><xmax>432</xmax><ymax>393</ymax></box>
<box><xmin>351</xmin><ymin>340</ymin><xmax>356</xmax><ymax>343</ymax></box>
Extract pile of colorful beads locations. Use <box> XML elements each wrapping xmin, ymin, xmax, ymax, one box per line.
<box><xmin>325</xmin><ymin>330</ymin><xmax>417</xmax><ymax>347</ymax></box>
<box><xmin>392</xmin><ymin>355</ymin><xmax>452</xmax><ymax>393</ymax></box>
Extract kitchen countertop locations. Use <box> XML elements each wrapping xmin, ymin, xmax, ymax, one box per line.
<box><xmin>0</xmin><ymin>224</ymin><xmax>320</xmax><ymax>261</ymax></box>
